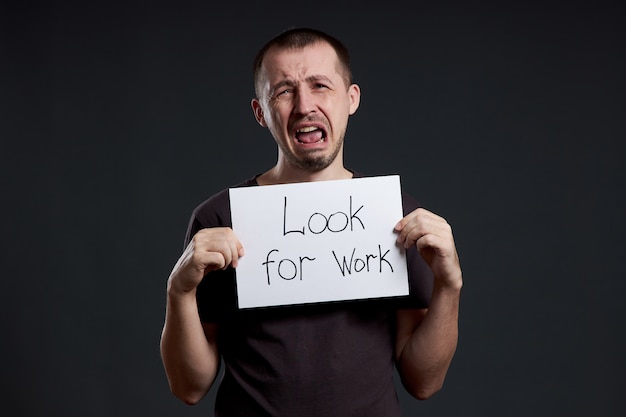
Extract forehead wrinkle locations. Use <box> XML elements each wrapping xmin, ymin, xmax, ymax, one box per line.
<box><xmin>270</xmin><ymin>73</ymin><xmax>335</xmax><ymax>93</ymax></box>
<box><xmin>261</xmin><ymin>43</ymin><xmax>346</xmax><ymax>95</ymax></box>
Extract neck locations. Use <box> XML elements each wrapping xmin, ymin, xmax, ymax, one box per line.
<box><xmin>257</xmin><ymin>163</ymin><xmax>353</xmax><ymax>186</ymax></box>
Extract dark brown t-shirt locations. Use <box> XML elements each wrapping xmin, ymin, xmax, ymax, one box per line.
<box><xmin>185</xmin><ymin>173</ymin><xmax>433</xmax><ymax>417</ymax></box>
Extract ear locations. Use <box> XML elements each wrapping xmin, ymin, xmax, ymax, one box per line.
<box><xmin>251</xmin><ymin>98</ymin><xmax>267</xmax><ymax>127</ymax></box>
<box><xmin>348</xmin><ymin>83</ymin><xmax>361</xmax><ymax>115</ymax></box>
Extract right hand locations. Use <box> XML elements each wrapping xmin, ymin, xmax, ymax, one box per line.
<box><xmin>167</xmin><ymin>227</ymin><xmax>244</xmax><ymax>294</ymax></box>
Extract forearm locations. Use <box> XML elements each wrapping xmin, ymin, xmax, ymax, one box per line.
<box><xmin>397</xmin><ymin>282</ymin><xmax>461</xmax><ymax>399</ymax></box>
<box><xmin>160</xmin><ymin>287</ymin><xmax>220</xmax><ymax>405</ymax></box>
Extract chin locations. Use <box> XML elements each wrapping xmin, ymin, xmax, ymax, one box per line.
<box><xmin>294</xmin><ymin>150</ymin><xmax>340</xmax><ymax>172</ymax></box>
<box><xmin>281</xmin><ymin>140</ymin><xmax>343</xmax><ymax>172</ymax></box>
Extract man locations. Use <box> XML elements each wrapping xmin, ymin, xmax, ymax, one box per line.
<box><xmin>160</xmin><ymin>27</ymin><xmax>462</xmax><ymax>416</ymax></box>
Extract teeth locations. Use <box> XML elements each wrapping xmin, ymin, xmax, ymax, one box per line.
<box><xmin>297</xmin><ymin>126</ymin><xmax>318</xmax><ymax>133</ymax></box>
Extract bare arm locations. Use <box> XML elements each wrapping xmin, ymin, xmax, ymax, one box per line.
<box><xmin>394</xmin><ymin>208</ymin><xmax>462</xmax><ymax>400</ymax></box>
<box><xmin>160</xmin><ymin>228</ymin><xmax>244</xmax><ymax>405</ymax></box>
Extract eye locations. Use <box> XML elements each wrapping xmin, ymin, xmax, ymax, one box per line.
<box><xmin>276</xmin><ymin>89</ymin><xmax>292</xmax><ymax>97</ymax></box>
<box><xmin>314</xmin><ymin>83</ymin><xmax>329</xmax><ymax>90</ymax></box>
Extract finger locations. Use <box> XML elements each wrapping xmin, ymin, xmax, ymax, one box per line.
<box><xmin>414</xmin><ymin>222</ymin><xmax>457</xmax><ymax>258</ymax></box>
<box><xmin>216</xmin><ymin>230</ymin><xmax>244</xmax><ymax>269</ymax></box>
<box><xmin>395</xmin><ymin>212</ymin><xmax>430</xmax><ymax>247</ymax></box>
<box><xmin>192</xmin><ymin>227</ymin><xmax>244</xmax><ymax>270</ymax></box>
<box><xmin>227</xmin><ymin>238</ymin><xmax>242</xmax><ymax>269</ymax></box>
<box><xmin>397</xmin><ymin>212</ymin><xmax>451</xmax><ymax>248</ymax></box>
<box><xmin>394</xmin><ymin>211</ymin><xmax>418</xmax><ymax>246</ymax></box>
<box><xmin>202</xmin><ymin>251</ymin><xmax>228</xmax><ymax>272</ymax></box>
<box><xmin>220</xmin><ymin>228</ymin><xmax>244</xmax><ymax>269</ymax></box>
<box><xmin>394</xmin><ymin>209</ymin><xmax>418</xmax><ymax>232</ymax></box>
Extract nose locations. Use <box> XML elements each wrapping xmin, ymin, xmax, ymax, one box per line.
<box><xmin>293</xmin><ymin>88</ymin><xmax>315</xmax><ymax>115</ymax></box>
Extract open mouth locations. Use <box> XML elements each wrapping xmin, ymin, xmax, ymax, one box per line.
<box><xmin>295</xmin><ymin>126</ymin><xmax>326</xmax><ymax>144</ymax></box>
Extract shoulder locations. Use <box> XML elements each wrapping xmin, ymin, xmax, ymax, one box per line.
<box><xmin>190</xmin><ymin>176</ymin><xmax>259</xmax><ymax>229</ymax></box>
<box><xmin>352</xmin><ymin>170</ymin><xmax>422</xmax><ymax>215</ymax></box>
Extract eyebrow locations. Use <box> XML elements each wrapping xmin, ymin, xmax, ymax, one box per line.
<box><xmin>269</xmin><ymin>75</ymin><xmax>335</xmax><ymax>96</ymax></box>
<box><xmin>306</xmin><ymin>75</ymin><xmax>334</xmax><ymax>86</ymax></box>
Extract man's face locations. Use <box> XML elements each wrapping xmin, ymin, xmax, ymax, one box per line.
<box><xmin>252</xmin><ymin>42</ymin><xmax>360</xmax><ymax>173</ymax></box>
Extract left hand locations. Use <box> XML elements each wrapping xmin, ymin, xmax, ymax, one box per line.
<box><xmin>394</xmin><ymin>208</ymin><xmax>462</xmax><ymax>289</ymax></box>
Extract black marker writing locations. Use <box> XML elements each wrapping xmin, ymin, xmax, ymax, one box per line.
<box><xmin>283</xmin><ymin>197</ymin><xmax>304</xmax><ymax>236</ymax></box>
<box><xmin>332</xmin><ymin>245</ymin><xmax>394</xmax><ymax>276</ymax></box>
<box><xmin>262</xmin><ymin>249</ymin><xmax>316</xmax><ymax>285</ymax></box>
<box><xmin>282</xmin><ymin>195</ymin><xmax>365</xmax><ymax>236</ymax></box>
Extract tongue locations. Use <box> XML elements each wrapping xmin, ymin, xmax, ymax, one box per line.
<box><xmin>297</xmin><ymin>130</ymin><xmax>323</xmax><ymax>143</ymax></box>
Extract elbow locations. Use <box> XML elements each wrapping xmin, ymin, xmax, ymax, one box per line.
<box><xmin>403</xmin><ymin>378</ymin><xmax>444</xmax><ymax>401</ymax></box>
<box><xmin>167</xmin><ymin>378</ymin><xmax>211</xmax><ymax>406</ymax></box>
<box><xmin>412</xmin><ymin>384</ymin><xmax>442</xmax><ymax>401</ymax></box>
<box><xmin>171</xmin><ymin>386</ymin><xmax>205</xmax><ymax>406</ymax></box>
<box><xmin>180</xmin><ymin>396</ymin><xmax>202</xmax><ymax>406</ymax></box>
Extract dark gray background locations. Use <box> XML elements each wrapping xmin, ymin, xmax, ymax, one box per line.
<box><xmin>2</xmin><ymin>1</ymin><xmax>625</xmax><ymax>416</ymax></box>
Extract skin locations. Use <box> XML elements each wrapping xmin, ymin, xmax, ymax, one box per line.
<box><xmin>160</xmin><ymin>40</ymin><xmax>462</xmax><ymax>405</ymax></box>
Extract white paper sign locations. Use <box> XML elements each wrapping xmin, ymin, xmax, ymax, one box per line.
<box><xmin>229</xmin><ymin>175</ymin><xmax>408</xmax><ymax>309</ymax></box>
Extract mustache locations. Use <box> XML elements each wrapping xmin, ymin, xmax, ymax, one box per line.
<box><xmin>289</xmin><ymin>115</ymin><xmax>329</xmax><ymax>130</ymax></box>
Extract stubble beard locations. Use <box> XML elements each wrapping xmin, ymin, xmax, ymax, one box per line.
<box><xmin>281</xmin><ymin>131</ymin><xmax>345</xmax><ymax>173</ymax></box>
